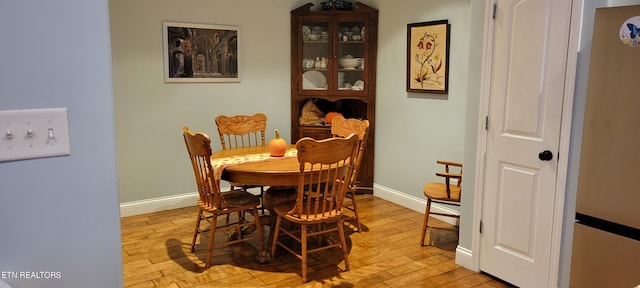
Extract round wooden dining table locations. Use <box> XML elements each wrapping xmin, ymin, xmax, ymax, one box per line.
<box><xmin>210</xmin><ymin>145</ymin><xmax>300</xmax><ymax>187</ymax></box>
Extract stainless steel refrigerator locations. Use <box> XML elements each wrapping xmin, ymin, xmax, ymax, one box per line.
<box><xmin>570</xmin><ymin>5</ymin><xmax>640</xmax><ymax>288</ymax></box>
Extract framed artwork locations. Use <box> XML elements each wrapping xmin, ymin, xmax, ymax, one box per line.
<box><xmin>163</xmin><ymin>21</ymin><xmax>240</xmax><ymax>83</ymax></box>
<box><xmin>406</xmin><ymin>20</ymin><xmax>450</xmax><ymax>93</ymax></box>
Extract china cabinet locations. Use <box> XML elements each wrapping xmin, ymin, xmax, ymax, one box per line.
<box><xmin>290</xmin><ymin>2</ymin><xmax>377</xmax><ymax>192</ymax></box>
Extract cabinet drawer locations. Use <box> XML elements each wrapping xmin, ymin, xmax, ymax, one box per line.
<box><xmin>298</xmin><ymin>126</ymin><xmax>331</xmax><ymax>140</ymax></box>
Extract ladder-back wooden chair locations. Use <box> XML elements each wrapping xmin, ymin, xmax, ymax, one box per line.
<box><xmin>182</xmin><ymin>126</ymin><xmax>264</xmax><ymax>267</ymax></box>
<box><xmin>215</xmin><ymin>113</ymin><xmax>267</xmax><ymax>150</ymax></box>
<box><xmin>420</xmin><ymin>160</ymin><xmax>462</xmax><ymax>246</ymax></box>
<box><xmin>270</xmin><ymin>135</ymin><xmax>359</xmax><ymax>283</ymax></box>
<box><xmin>330</xmin><ymin>115</ymin><xmax>369</xmax><ymax>231</ymax></box>
<box><xmin>215</xmin><ymin>113</ymin><xmax>268</xmax><ymax>212</ymax></box>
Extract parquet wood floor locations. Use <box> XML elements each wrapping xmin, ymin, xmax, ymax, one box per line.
<box><xmin>121</xmin><ymin>195</ymin><xmax>513</xmax><ymax>287</ymax></box>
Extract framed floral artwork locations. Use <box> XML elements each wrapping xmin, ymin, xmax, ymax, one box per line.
<box><xmin>163</xmin><ymin>21</ymin><xmax>240</xmax><ymax>83</ymax></box>
<box><xmin>406</xmin><ymin>20</ymin><xmax>450</xmax><ymax>93</ymax></box>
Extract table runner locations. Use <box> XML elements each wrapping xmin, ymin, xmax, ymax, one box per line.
<box><xmin>211</xmin><ymin>148</ymin><xmax>298</xmax><ymax>190</ymax></box>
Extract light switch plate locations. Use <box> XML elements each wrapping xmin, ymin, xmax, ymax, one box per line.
<box><xmin>0</xmin><ymin>108</ymin><xmax>71</xmax><ymax>162</ymax></box>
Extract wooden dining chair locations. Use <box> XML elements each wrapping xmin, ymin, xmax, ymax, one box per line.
<box><xmin>182</xmin><ymin>126</ymin><xmax>264</xmax><ymax>267</ymax></box>
<box><xmin>330</xmin><ymin>115</ymin><xmax>369</xmax><ymax>231</ymax></box>
<box><xmin>215</xmin><ymin>113</ymin><xmax>268</xmax><ymax>212</ymax></box>
<box><xmin>270</xmin><ymin>135</ymin><xmax>359</xmax><ymax>283</ymax></box>
<box><xmin>420</xmin><ymin>160</ymin><xmax>463</xmax><ymax>246</ymax></box>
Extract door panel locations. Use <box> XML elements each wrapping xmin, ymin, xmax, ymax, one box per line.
<box><xmin>480</xmin><ymin>0</ymin><xmax>572</xmax><ymax>286</ymax></box>
<box><xmin>495</xmin><ymin>163</ymin><xmax>537</xmax><ymax>258</ymax></box>
<box><xmin>503</xmin><ymin>1</ymin><xmax>547</xmax><ymax>137</ymax></box>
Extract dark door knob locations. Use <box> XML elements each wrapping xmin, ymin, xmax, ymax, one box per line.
<box><xmin>538</xmin><ymin>150</ymin><xmax>553</xmax><ymax>161</ymax></box>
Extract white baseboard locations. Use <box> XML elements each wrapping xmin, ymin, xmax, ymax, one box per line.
<box><xmin>119</xmin><ymin>185</ymin><xmax>253</xmax><ymax>217</ymax></box>
<box><xmin>373</xmin><ymin>183</ymin><xmax>459</xmax><ymax>226</ymax></box>
<box><xmin>373</xmin><ymin>183</ymin><xmax>472</xmax><ymax>268</ymax></box>
<box><xmin>119</xmin><ymin>192</ymin><xmax>199</xmax><ymax>217</ymax></box>
<box><xmin>455</xmin><ymin>245</ymin><xmax>475</xmax><ymax>271</ymax></box>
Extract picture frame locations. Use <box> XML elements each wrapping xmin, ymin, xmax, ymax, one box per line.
<box><xmin>163</xmin><ymin>21</ymin><xmax>240</xmax><ymax>83</ymax></box>
<box><xmin>406</xmin><ymin>20</ymin><xmax>450</xmax><ymax>93</ymax></box>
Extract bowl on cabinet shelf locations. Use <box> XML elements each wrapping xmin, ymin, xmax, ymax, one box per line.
<box><xmin>335</xmin><ymin>0</ymin><xmax>353</xmax><ymax>10</ymax></box>
<box><xmin>339</xmin><ymin>56</ymin><xmax>361</xmax><ymax>69</ymax></box>
<box><xmin>321</xmin><ymin>0</ymin><xmax>353</xmax><ymax>10</ymax></box>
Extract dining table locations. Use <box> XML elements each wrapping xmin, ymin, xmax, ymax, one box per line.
<box><xmin>211</xmin><ymin>145</ymin><xmax>300</xmax><ymax>187</ymax></box>
<box><xmin>210</xmin><ymin>144</ymin><xmax>303</xmax><ymax>263</ymax></box>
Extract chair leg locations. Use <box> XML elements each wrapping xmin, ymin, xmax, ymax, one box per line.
<box><xmin>301</xmin><ymin>224</ymin><xmax>308</xmax><ymax>283</ymax></box>
<box><xmin>191</xmin><ymin>209</ymin><xmax>203</xmax><ymax>252</ymax></box>
<box><xmin>337</xmin><ymin>220</ymin><xmax>350</xmax><ymax>271</ymax></box>
<box><xmin>270</xmin><ymin>216</ymin><xmax>282</xmax><ymax>257</ymax></box>
<box><xmin>420</xmin><ymin>199</ymin><xmax>432</xmax><ymax>246</ymax></box>
<box><xmin>237</xmin><ymin>211</ymin><xmax>244</xmax><ymax>239</ymax></box>
<box><xmin>316</xmin><ymin>223</ymin><xmax>322</xmax><ymax>247</ymax></box>
<box><xmin>349</xmin><ymin>190</ymin><xmax>362</xmax><ymax>231</ymax></box>
<box><xmin>206</xmin><ymin>215</ymin><xmax>218</xmax><ymax>267</ymax></box>
<box><xmin>259</xmin><ymin>186</ymin><xmax>266</xmax><ymax>215</ymax></box>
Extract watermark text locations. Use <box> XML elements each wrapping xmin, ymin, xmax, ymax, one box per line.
<box><xmin>1</xmin><ymin>271</ymin><xmax>62</xmax><ymax>279</ymax></box>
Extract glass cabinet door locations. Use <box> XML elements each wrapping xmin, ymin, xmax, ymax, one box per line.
<box><xmin>301</xmin><ymin>21</ymin><xmax>330</xmax><ymax>91</ymax></box>
<box><xmin>337</xmin><ymin>20</ymin><xmax>366</xmax><ymax>92</ymax></box>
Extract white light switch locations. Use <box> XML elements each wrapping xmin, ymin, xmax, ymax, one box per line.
<box><xmin>0</xmin><ymin>108</ymin><xmax>71</xmax><ymax>162</ymax></box>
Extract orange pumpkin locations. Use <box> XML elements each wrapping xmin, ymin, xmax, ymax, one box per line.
<box><xmin>268</xmin><ymin>129</ymin><xmax>287</xmax><ymax>157</ymax></box>
<box><xmin>325</xmin><ymin>112</ymin><xmax>343</xmax><ymax>124</ymax></box>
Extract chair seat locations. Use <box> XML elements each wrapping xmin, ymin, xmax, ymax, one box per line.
<box><xmin>199</xmin><ymin>189</ymin><xmax>262</xmax><ymax>212</ymax></box>
<box><xmin>423</xmin><ymin>182</ymin><xmax>461</xmax><ymax>202</ymax></box>
<box><xmin>221</xmin><ymin>189</ymin><xmax>262</xmax><ymax>207</ymax></box>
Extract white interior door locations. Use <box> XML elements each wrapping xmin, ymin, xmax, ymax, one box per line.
<box><xmin>479</xmin><ymin>0</ymin><xmax>572</xmax><ymax>287</ymax></box>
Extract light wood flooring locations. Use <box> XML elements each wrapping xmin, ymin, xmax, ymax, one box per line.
<box><xmin>121</xmin><ymin>194</ymin><xmax>513</xmax><ymax>287</ymax></box>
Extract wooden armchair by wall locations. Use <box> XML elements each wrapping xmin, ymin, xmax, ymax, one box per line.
<box><xmin>420</xmin><ymin>160</ymin><xmax>462</xmax><ymax>246</ymax></box>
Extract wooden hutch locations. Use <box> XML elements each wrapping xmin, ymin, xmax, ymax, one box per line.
<box><xmin>290</xmin><ymin>2</ymin><xmax>377</xmax><ymax>192</ymax></box>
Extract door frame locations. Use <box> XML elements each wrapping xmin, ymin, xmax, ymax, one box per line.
<box><xmin>470</xmin><ymin>0</ymin><xmax>583</xmax><ymax>286</ymax></box>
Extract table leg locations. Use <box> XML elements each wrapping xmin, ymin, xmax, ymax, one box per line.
<box><xmin>256</xmin><ymin>186</ymin><xmax>297</xmax><ymax>263</ymax></box>
<box><xmin>255</xmin><ymin>214</ymin><xmax>272</xmax><ymax>264</ymax></box>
